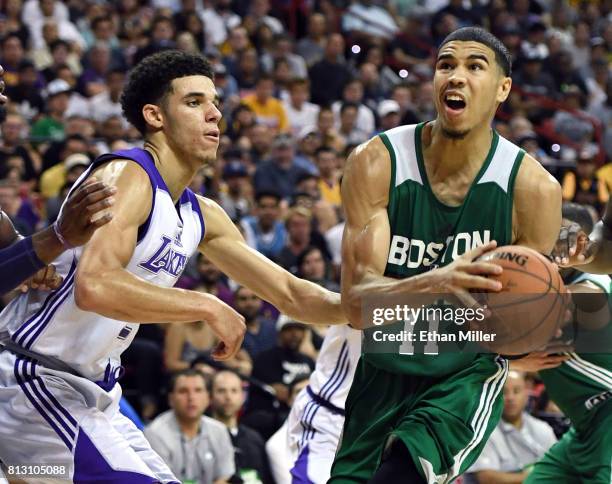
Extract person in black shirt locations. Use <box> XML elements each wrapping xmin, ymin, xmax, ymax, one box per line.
<box><xmin>243</xmin><ymin>315</ymin><xmax>314</xmax><ymax>440</ymax></box>
<box><xmin>210</xmin><ymin>370</ymin><xmax>274</xmax><ymax>484</ymax></box>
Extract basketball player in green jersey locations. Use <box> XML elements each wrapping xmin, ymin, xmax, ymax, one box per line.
<box><xmin>517</xmin><ymin>203</ymin><xmax>612</xmax><ymax>483</ymax></box>
<box><xmin>330</xmin><ymin>27</ymin><xmax>562</xmax><ymax>484</ymax></box>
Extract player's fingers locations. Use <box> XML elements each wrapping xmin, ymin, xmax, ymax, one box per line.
<box><xmin>455</xmin><ymin>273</ymin><xmax>502</xmax><ymax>292</ymax></box>
<box><xmin>84</xmin><ymin>197</ymin><xmax>115</xmax><ymax>220</ymax></box>
<box><xmin>89</xmin><ymin>212</ymin><xmax>113</xmax><ymax>228</ymax></box>
<box><xmin>579</xmin><ymin>237</ymin><xmax>599</xmax><ymax>262</ymax></box>
<box><xmin>567</xmin><ymin>223</ymin><xmax>582</xmax><ymax>257</ymax></box>
<box><xmin>463</xmin><ymin>261</ymin><xmax>503</xmax><ymax>276</ymax></box>
<box><xmin>68</xmin><ymin>177</ymin><xmax>102</xmax><ymax>204</ymax></box>
<box><xmin>211</xmin><ymin>341</ymin><xmax>231</xmax><ymax>360</ymax></box>
<box><xmin>453</xmin><ymin>288</ymin><xmax>484</xmax><ymax>311</ymax></box>
<box><xmin>463</xmin><ymin>241</ymin><xmax>498</xmax><ymax>261</ymax></box>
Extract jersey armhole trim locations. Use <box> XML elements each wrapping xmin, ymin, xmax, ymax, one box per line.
<box><xmin>379</xmin><ymin>133</ymin><xmax>396</xmax><ymax>207</ymax></box>
<box><xmin>506</xmin><ymin>149</ymin><xmax>525</xmax><ymax>244</ymax></box>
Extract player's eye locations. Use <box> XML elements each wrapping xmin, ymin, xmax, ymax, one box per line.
<box><xmin>470</xmin><ymin>64</ymin><xmax>484</xmax><ymax>71</ymax></box>
<box><xmin>187</xmin><ymin>100</ymin><xmax>200</xmax><ymax>107</ymax></box>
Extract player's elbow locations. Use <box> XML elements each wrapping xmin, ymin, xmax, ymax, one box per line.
<box><xmin>74</xmin><ymin>273</ymin><xmax>102</xmax><ymax>312</ymax></box>
<box><xmin>342</xmin><ymin>289</ymin><xmax>366</xmax><ymax>329</ymax></box>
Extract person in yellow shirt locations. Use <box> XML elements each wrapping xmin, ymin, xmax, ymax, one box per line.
<box><xmin>242</xmin><ymin>74</ymin><xmax>289</xmax><ymax>134</ymax></box>
<box><xmin>562</xmin><ymin>149</ymin><xmax>609</xmax><ymax>213</ymax></box>
<box><xmin>315</xmin><ymin>146</ymin><xmax>341</xmax><ymax>207</ymax></box>
<box><xmin>39</xmin><ymin>153</ymin><xmax>91</xmax><ymax>199</ymax></box>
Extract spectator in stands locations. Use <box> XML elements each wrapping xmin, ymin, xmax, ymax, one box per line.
<box><xmin>201</xmin><ymin>0</ymin><xmax>241</xmax><ymax>46</ymax></box>
<box><xmin>145</xmin><ymin>369</ymin><xmax>236</xmax><ymax>484</ymax></box>
<box><xmin>466</xmin><ymin>371</ymin><xmax>557</xmax><ymax>483</ymax></box>
<box><xmin>133</xmin><ymin>16</ymin><xmax>176</xmax><ymax>66</ymax></box>
<box><xmin>332</xmin><ymin>78</ymin><xmax>375</xmax><ymax>136</ymax></box>
<box><xmin>254</xmin><ymin>134</ymin><xmax>310</xmax><ymax>199</ymax></box>
<box><xmin>6</xmin><ymin>60</ymin><xmax>44</xmax><ymax>123</ymax></box>
<box><xmin>317</xmin><ymin>105</ymin><xmax>345</xmax><ymax>153</ymax></box>
<box><xmin>309</xmin><ymin>33</ymin><xmax>351</xmax><ymax>106</ymax></box>
<box><xmin>28</xmin><ymin>0</ymin><xmax>84</xmax><ymax>51</ymax></box>
<box><xmin>0</xmin><ymin>112</ymin><xmax>39</xmax><ymax>182</ymax></box>
<box><xmin>296</xmin><ymin>13</ymin><xmax>326</xmax><ymax>68</ymax></box>
<box><xmin>246</xmin><ymin>0</ymin><xmax>283</xmax><ymax>35</ymax></box>
<box><xmin>337</xmin><ymin>102</ymin><xmax>369</xmax><ymax>146</ymax></box>
<box><xmin>248</xmin><ymin>122</ymin><xmax>273</xmax><ymax>164</ymax></box>
<box><xmin>164</xmin><ymin>320</ymin><xmax>217</xmax><ymax>372</ymax></box>
<box><xmin>241</xmin><ymin>190</ymin><xmax>286</xmax><ymax>260</ymax></box>
<box><xmin>39</xmin><ymin>151</ymin><xmax>89</xmax><ymax>200</ymax></box>
<box><xmin>0</xmin><ymin>33</ymin><xmax>25</xmax><ymax>87</ymax></box>
<box><xmin>520</xmin><ymin>17</ymin><xmax>549</xmax><ymax>62</ymax></box>
<box><xmin>377</xmin><ymin>99</ymin><xmax>402</xmax><ymax>132</ymax></box>
<box><xmin>195</xmin><ymin>253</ymin><xmax>234</xmax><ymax>305</ymax></box>
<box><xmin>510</xmin><ymin>51</ymin><xmax>556</xmax><ymax>123</ymax></box>
<box><xmin>219</xmin><ymin>160</ymin><xmax>250</xmax><ymax>221</ymax></box>
<box><xmin>296</xmin><ymin>245</ymin><xmax>338</xmax><ymax>292</ymax></box>
<box><xmin>233</xmin><ymin>47</ymin><xmax>261</xmax><ymax>93</ymax></box>
<box><xmin>549</xmin><ymin>50</ymin><xmax>588</xmax><ymax>99</ymax></box>
<box><xmin>242</xmin><ymin>74</ymin><xmax>289</xmax><ymax>133</ymax></box>
<box><xmin>315</xmin><ymin>146</ymin><xmax>341</xmax><ymax>207</ymax></box>
<box><xmin>88</xmin><ymin>15</ymin><xmax>124</xmax><ymax>67</ymax></box>
<box><xmin>89</xmin><ymin>68</ymin><xmax>126</xmax><ymax>125</ymax></box>
<box><xmin>210</xmin><ymin>370</ymin><xmax>273</xmax><ymax>484</ymax></box>
<box><xmin>390</xmin><ymin>83</ymin><xmax>420</xmax><ymax>126</ymax></box>
<box><xmin>234</xmin><ymin>285</ymin><xmax>277</xmax><ymax>359</ymax></box>
<box><xmin>284</xmin><ymin>78</ymin><xmax>319</xmax><ymax>138</ymax></box>
<box><xmin>553</xmin><ymin>84</ymin><xmax>595</xmax><ymax>149</ymax></box>
<box><xmin>341</xmin><ymin>0</ymin><xmax>399</xmax><ymax>42</ymax></box>
<box><xmin>261</xmin><ymin>33</ymin><xmax>307</xmax><ymax>80</ymax></box>
<box><xmin>562</xmin><ymin>146</ymin><xmax>608</xmax><ymax>213</ymax></box>
<box><xmin>31</xmin><ymin>78</ymin><xmax>71</xmax><ymax>142</ymax></box>
<box><xmin>243</xmin><ymin>315</ymin><xmax>314</xmax><ymax>440</ymax></box>
<box><xmin>78</xmin><ymin>41</ymin><xmax>113</xmax><ymax>97</ymax></box>
<box><xmin>295</xmin><ymin>126</ymin><xmax>321</xmax><ymax>168</ymax></box>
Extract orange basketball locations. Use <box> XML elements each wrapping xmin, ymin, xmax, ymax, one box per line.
<box><xmin>470</xmin><ymin>245</ymin><xmax>568</xmax><ymax>355</ymax></box>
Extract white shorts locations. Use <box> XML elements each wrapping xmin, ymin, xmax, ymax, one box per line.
<box><xmin>0</xmin><ymin>350</ymin><xmax>178</xmax><ymax>483</ymax></box>
<box><xmin>287</xmin><ymin>388</ymin><xmax>345</xmax><ymax>484</ymax></box>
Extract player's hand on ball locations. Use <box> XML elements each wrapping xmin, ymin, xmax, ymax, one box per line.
<box><xmin>432</xmin><ymin>241</ymin><xmax>503</xmax><ymax>307</ymax></box>
<box><xmin>56</xmin><ymin>177</ymin><xmax>116</xmax><ymax>247</ymax></box>
<box><xmin>206</xmin><ymin>299</ymin><xmax>246</xmax><ymax>361</ymax></box>
<box><xmin>509</xmin><ymin>351</ymin><xmax>570</xmax><ymax>372</ymax></box>
<box><xmin>19</xmin><ymin>264</ymin><xmax>63</xmax><ymax>292</ymax></box>
<box><xmin>552</xmin><ymin>221</ymin><xmax>597</xmax><ymax>267</ymax></box>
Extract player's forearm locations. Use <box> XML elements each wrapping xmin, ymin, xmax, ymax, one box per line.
<box><xmin>31</xmin><ymin>225</ymin><xmax>65</xmax><ymax>264</ymax></box>
<box><xmin>475</xmin><ymin>469</ymin><xmax>528</xmax><ymax>484</ymax></box>
<box><xmin>0</xmin><ymin>236</ymin><xmax>46</xmax><ymax>294</ymax></box>
<box><xmin>74</xmin><ymin>269</ymin><xmax>215</xmax><ymax>323</ymax></box>
<box><xmin>284</xmin><ymin>276</ymin><xmax>346</xmax><ymax>325</ymax></box>
<box><xmin>343</xmin><ymin>271</ymin><xmax>441</xmax><ymax>329</ymax></box>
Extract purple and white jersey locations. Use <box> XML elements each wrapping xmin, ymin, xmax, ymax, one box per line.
<box><xmin>0</xmin><ymin>148</ymin><xmax>205</xmax><ymax>382</ymax></box>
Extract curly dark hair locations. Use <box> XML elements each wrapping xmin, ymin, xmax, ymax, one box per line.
<box><xmin>121</xmin><ymin>50</ymin><xmax>214</xmax><ymax>135</ymax></box>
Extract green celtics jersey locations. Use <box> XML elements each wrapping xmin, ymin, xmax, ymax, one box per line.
<box><xmin>539</xmin><ymin>273</ymin><xmax>612</xmax><ymax>433</ymax></box>
<box><xmin>364</xmin><ymin>122</ymin><xmax>525</xmax><ymax>377</ymax></box>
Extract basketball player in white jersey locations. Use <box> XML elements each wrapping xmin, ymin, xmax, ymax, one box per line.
<box><xmin>0</xmin><ymin>51</ymin><xmax>345</xmax><ymax>483</ymax></box>
<box><xmin>286</xmin><ymin>323</ymin><xmax>361</xmax><ymax>484</ymax></box>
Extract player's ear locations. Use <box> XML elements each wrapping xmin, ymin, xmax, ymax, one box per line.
<box><xmin>496</xmin><ymin>75</ymin><xmax>512</xmax><ymax>104</ymax></box>
<box><xmin>142</xmin><ymin>103</ymin><xmax>164</xmax><ymax>130</ymax></box>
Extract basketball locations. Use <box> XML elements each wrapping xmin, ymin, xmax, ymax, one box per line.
<box><xmin>470</xmin><ymin>245</ymin><xmax>568</xmax><ymax>355</ymax></box>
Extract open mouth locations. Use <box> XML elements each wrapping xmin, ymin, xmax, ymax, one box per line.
<box><xmin>443</xmin><ymin>94</ymin><xmax>466</xmax><ymax>112</ymax></box>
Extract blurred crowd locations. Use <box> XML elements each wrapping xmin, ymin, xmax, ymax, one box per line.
<box><xmin>0</xmin><ymin>0</ymin><xmax>610</xmax><ymax>482</ymax></box>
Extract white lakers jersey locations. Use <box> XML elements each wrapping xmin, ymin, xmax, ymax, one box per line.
<box><xmin>0</xmin><ymin>148</ymin><xmax>205</xmax><ymax>383</ymax></box>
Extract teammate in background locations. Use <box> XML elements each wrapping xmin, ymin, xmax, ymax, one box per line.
<box><xmin>331</xmin><ymin>27</ymin><xmax>561</xmax><ymax>483</ymax></box>
<box><xmin>516</xmin><ymin>203</ymin><xmax>612</xmax><ymax>484</ymax></box>
<box><xmin>0</xmin><ymin>51</ymin><xmax>344</xmax><ymax>483</ymax></box>
<box><xmin>0</xmin><ymin>61</ymin><xmax>116</xmax><ymax>294</ymax></box>
<box><xmin>287</xmin><ymin>324</ymin><xmax>361</xmax><ymax>483</ymax></box>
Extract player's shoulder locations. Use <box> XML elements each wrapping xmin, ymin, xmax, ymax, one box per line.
<box><xmin>515</xmin><ymin>151</ymin><xmax>560</xmax><ymax>197</ymax></box>
<box><xmin>344</xmin><ymin>131</ymin><xmax>395</xmax><ymax>181</ymax></box>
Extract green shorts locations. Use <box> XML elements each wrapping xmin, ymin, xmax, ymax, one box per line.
<box><xmin>526</xmin><ymin>410</ymin><xmax>612</xmax><ymax>484</ymax></box>
<box><xmin>329</xmin><ymin>355</ymin><xmax>508</xmax><ymax>484</ymax></box>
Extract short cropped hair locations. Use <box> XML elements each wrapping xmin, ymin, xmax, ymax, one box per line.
<box><xmin>439</xmin><ymin>27</ymin><xmax>512</xmax><ymax>77</ymax></box>
<box><xmin>121</xmin><ymin>50</ymin><xmax>214</xmax><ymax>135</ymax></box>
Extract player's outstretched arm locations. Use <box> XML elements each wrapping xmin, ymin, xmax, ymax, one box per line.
<box><xmin>197</xmin><ymin>195</ymin><xmax>346</xmax><ymax>325</ymax></box>
<box><xmin>74</xmin><ymin>161</ymin><xmax>245</xmax><ymax>361</ymax></box>
<box><xmin>512</xmin><ymin>154</ymin><xmax>561</xmax><ymax>254</ymax></box>
<box><xmin>340</xmin><ymin>138</ymin><xmax>503</xmax><ymax>329</ymax></box>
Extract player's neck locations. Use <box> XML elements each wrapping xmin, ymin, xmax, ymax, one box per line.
<box><xmin>144</xmin><ymin>140</ymin><xmax>198</xmax><ymax>202</ymax></box>
<box><xmin>425</xmin><ymin>121</ymin><xmax>494</xmax><ymax>177</ymax></box>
